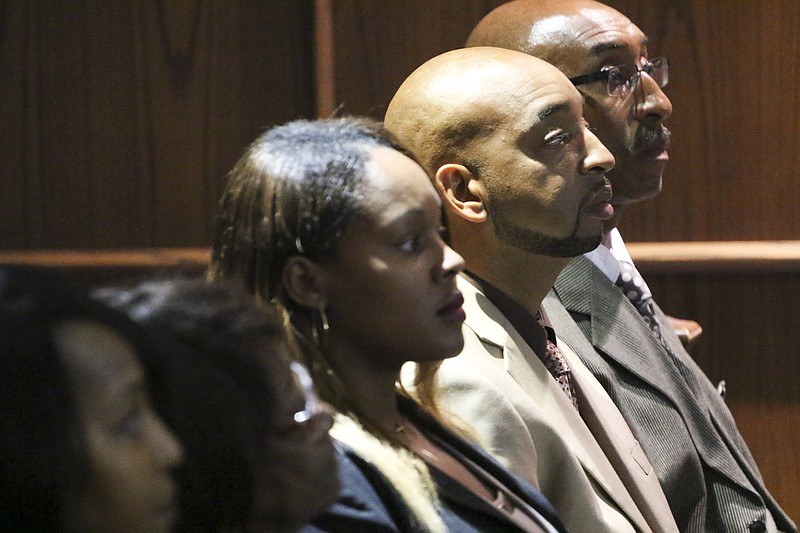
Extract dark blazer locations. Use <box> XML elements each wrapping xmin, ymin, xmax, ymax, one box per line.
<box><xmin>542</xmin><ymin>255</ymin><xmax>796</xmax><ymax>533</ymax></box>
<box><xmin>305</xmin><ymin>395</ymin><xmax>567</xmax><ymax>533</ymax></box>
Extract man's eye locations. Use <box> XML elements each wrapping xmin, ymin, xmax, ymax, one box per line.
<box><xmin>607</xmin><ymin>69</ymin><xmax>628</xmax><ymax>85</ymax></box>
<box><xmin>544</xmin><ymin>131</ymin><xmax>571</xmax><ymax>146</ymax></box>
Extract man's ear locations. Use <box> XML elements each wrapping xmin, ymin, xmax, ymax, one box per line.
<box><xmin>282</xmin><ymin>256</ymin><xmax>328</xmax><ymax>309</ymax></box>
<box><xmin>435</xmin><ymin>164</ymin><xmax>488</xmax><ymax>223</ymax></box>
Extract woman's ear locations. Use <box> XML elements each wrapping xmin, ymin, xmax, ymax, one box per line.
<box><xmin>282</xmin><ymin>256</ymin><xmax>327</xmax><ymax>309</ymax></box>
<box><xmin>435</xmin><ymin>164</ymin><xmax>488</xmax><ymax>223</ymax></box>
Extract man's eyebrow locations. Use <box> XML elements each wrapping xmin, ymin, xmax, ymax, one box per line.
<box><xmin>537</xmin><ymin>102</ymin><xmax>570</xmax><ymax>121</ymax></box>
<box><xmin>589</xmin><ymin>37</ymin><xmax>649</xmax><ymax>57</ymax></box>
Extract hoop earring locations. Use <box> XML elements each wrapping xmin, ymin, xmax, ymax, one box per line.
<box><xmin>311</xmin><ymin>305</ymin><xmax>329</xmax><ymax>351</ymax></box>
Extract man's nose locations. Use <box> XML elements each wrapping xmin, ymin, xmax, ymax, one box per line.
<box><xmin>634</xmin><ymin>73</ymin><xmax>673</xmax><ymax>122</ymax></box>
<box><xmin>583</xmin><ymin>129</ymin><xmax>616</xmax><ymax>175</ymax></box>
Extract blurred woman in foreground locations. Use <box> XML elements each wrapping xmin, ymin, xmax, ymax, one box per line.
<box><xmin>0</xmin><ymin>265</ymin><xmax>183</xmax><ymax>532</ymax></box>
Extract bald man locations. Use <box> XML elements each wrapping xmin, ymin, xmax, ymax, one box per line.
<box><xmin>467</xmin><ymin>2</ymin><xmax>795</xmax><ymax>533</ymax></box>
<box><xmin>387</xmin><ymin>47</ymin><xmax>678</xmax><ymax>533</ymax></box>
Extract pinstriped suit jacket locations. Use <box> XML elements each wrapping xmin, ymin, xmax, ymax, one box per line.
<box><xmin>542</xmin><ymin>255</ymin><xmax>796</xmax><ymax>533</ymax></box>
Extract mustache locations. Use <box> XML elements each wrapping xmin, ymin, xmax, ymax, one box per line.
<box><xmin>632</xmin><ymin>125</ymin><xmax>671</xmax><ymax>157</ymax></box>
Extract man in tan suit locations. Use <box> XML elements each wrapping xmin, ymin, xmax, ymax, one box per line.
<box><xmin>386</xmin><ymin>47</ymin><xmax>677</xmax><ymax>532</ymax></box>
<box><xmin>465</xmin><ymin>2</ymin><xmax>795</xmax><ymax>532</ymax></box>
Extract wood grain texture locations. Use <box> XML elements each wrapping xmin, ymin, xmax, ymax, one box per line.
<box><xmin>327</xmin><ymin>0</ymin><xmax>505</xmax><ymax>117</ymax></box>
<box><xmin>1</xmin><ymin>1</ymin><xmax>315</xmax><ymax>250</ymax></box>
<box><xmin>602</xmin><ymin>0</ymin><xmax>800</xmax><ymax>242</ymax></box>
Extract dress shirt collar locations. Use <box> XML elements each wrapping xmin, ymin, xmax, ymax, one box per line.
<box><xmin>460</xmin><ymin>271</ymin><xmax>552</xmax><ymax>355</ymax></box>
<box><xmin>583</xmin><ymin>228</ymin><xmax>651</xmax><ymax>299</ymax></box>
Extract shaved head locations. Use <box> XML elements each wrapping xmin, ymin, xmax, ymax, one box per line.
<box><xmin>466</xmin><ymin>0</ymin><xmax>635</xmax><ymax>76</ymax></box>
<box><xmin>466</xmin><ymin>0</ymin><xmax>672</xmax><ymax>213</ymax></box>
<box><xmin>385</xmin><ymin>46</ymin><xmax>615</xmax><ymax>260</ymax></box>
<box><xmin>385</xmin><ymin>46</ymin><xmax>572</xmax><ymax>179</ymax></box>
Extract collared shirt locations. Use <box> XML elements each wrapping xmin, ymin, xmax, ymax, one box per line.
<box><xmin>460</xmin><ymin>271</ymin><xmax>555</xmax><ymax>358</ymax></box>
<box><xmin>584</xmin><ymin>228</ymin><xmax>652</xmax><ymax>300</ymax></box>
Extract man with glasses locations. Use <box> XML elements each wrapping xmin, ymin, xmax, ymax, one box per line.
<box><xmin>466</xmin><ymin>1</ymin><xmax>795</xmax><ymax>532</ymax></box>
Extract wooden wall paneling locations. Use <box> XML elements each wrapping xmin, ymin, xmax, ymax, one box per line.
<box><xmin>315</xmin><ymin>0</ymin><xmax>335</xmax><ymax>118</ymax></box>
<box><xmin>140</xmin><ymin>1</ymin><xmax>223</xmax><ymax>247</ymax></box>
<box><xmin>87</xmin><ymin>4</ymin><xmax>155</xmax><ymax>249</ymax></box>
<box><xmin>0</xmin><ymin>1</ymin><xmax>316</xmax><ymax>251</ymax></box>
<box><xmin>134</xmin><ymin>0</ymin><xmax>315</xmax><ymax>248</ymax></box>
<box><xmin>36</xmin><ymin>3</ymin><xmax>95</xmax><ymax>248</ymax></box>
<box><xmin>611</xmin><ymin>0</ymin><xmax>800</xmax><ymax>243</ymax></box>
<box><xmin>214</xmin><ymin>0</ymin><xmax>317</xmax><ymax>212</ymax></box>
<box><xmin>132</xmin><ymin>0</ymin><xmax>315</xmax><ymax>248</ymax></box>
<box><xmin>0</xmin><ymin>2</ymin><xmax>32</xmax><ymax>249</ymax></box>
<box><xmin>327</xmin><ymin>0</ymin><xmax>505</xmax><ymax>118</ymax></box>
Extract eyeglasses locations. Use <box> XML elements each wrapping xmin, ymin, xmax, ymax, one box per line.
<box><xmin>568</xmin><ymin>57</ymin><xmax>669</xmax><ymax>96</ymax></box>
<box><xmin>288</xmin><ymin>361</ymin><xmax>323</xmax><ymax>425</ymax></box>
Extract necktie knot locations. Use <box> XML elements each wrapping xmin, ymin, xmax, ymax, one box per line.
<box><xmin>616</xmin><ymin>261</ymin><xmax>664</xmax><ymax>339</ymax></box>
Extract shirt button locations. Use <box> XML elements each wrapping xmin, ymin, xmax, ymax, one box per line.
<box><xmin>748</xmin><ymin>519</ymin><xmax>766</xmax><ymax>533</ymax></box>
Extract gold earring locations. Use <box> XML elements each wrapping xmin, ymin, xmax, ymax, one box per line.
<box><xmin>311</xmin><ymin>305</ymin><xmax>329</xmax><ymax>350</ymax></box>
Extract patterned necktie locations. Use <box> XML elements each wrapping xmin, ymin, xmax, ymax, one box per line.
<box><xmin>616</xmin><ymin>261</ymin><xmax>703</xmax><ymax>394</ymax></box>
<box><xmin>535</xmin><ymin>311</ymin><xmax>580</xmax><ymax>412</ymax></box>
<box><xmin>615</xmin><ymin>261</ymin><xmax>664</xmax><ymax>339</ymax></box>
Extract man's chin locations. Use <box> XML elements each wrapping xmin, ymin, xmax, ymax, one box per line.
<box><xmin>610</xmin><ymin>173</ymin><xmax>663</xmax><ymax>206</ymax></box>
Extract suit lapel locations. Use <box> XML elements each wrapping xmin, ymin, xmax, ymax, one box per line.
<box><xmin>553</xmin><ymin>257</ymin><xmax>763</xmax><ymax>498</ymax></box>
<box><xmin>559</xmin><ymin>338</ymin><xmax>678</xmax><ymax>533</ymax></box>
<box><xmin>554</xmin><ymin>257</ymin><xmax>687</xmax><ymax>409</ymax></box>
<box><xmin>457</xmin><ymin>276</ymin><xmax>651</xmax><ymax>531</ymax></box>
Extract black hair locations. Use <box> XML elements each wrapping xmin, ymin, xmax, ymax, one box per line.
<box><xmin>0</xmin><ymin>265</ymin><xmax>160</xmax><ymax>531</ymax></box>
<box><xmin>96</xmin><ymin>277</ymin><xmax>288</xmax><ymax>532</ymax></box>
<box><xmin>208</xmin><ymin>116</ymin><xmax>413</xmax><ymax>303</ymax></box>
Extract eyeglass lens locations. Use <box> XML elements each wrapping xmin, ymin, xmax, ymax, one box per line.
<box><xmin>607</xmin><ymin>57</ymin><xmax>668</xmax><ymax>95</ymax></box>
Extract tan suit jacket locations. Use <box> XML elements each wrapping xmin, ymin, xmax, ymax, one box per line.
<box><xmin>429</xmin><ymin>276</ymin><xmax>677</xmax><ymax>533</ymax></box>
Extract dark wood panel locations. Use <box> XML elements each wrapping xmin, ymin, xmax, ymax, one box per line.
<box><xmin>329</xmin><ymin>0</ymin><xmax>504</xmax><ymax>117</ymax></box>
<box><xmin>0</xmin><ymin>1</ymin><xmax>31</xmax><ymax>249</ymax></box>
<box><xmin>0</xmin><ymin>0</ymin><xmax>315</xmax><ymax>250</ymax></box>
<box><xmin>726</xmin><ymin>401</ymin><xmax>800</xmax><ymax>523</ymax></box>
<box><xmin>604</xmin><ymin>0</ymin><xmax>800</xmax><ymax>242</ymax></box>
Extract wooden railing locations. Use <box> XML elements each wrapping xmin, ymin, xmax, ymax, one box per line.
<box><xmin>2</xmin><ymin>241</ymin><xmax>800</xmax><ymax>274</ymax></box>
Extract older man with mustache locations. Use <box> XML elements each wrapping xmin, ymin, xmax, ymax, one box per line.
<box><xmin>467</xmin><ymin>1</ymin><xmax>796</xmax><ymax>532</ymax></box>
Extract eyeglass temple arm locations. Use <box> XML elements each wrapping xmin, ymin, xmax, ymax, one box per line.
<box><xmin>568</xmin><ymin>71</ymin><xmax>608</xmax><ymax>87</ymax></box>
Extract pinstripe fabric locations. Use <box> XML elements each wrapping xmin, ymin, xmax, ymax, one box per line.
<box><xmin>542</xmin><ymin>256</ymin><xmax>796</xmax><ymax>533</ymax></box>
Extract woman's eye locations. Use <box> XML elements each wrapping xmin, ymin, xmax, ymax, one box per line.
<box><xmin>398</xmin><ymin>235</ymin><xmax>423</xmax><ymax>253</ymax></box>
<box><xmin>544</xmin><ymin>131</ymin><xmax>571</xmax><ymax>146</ymax></box>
